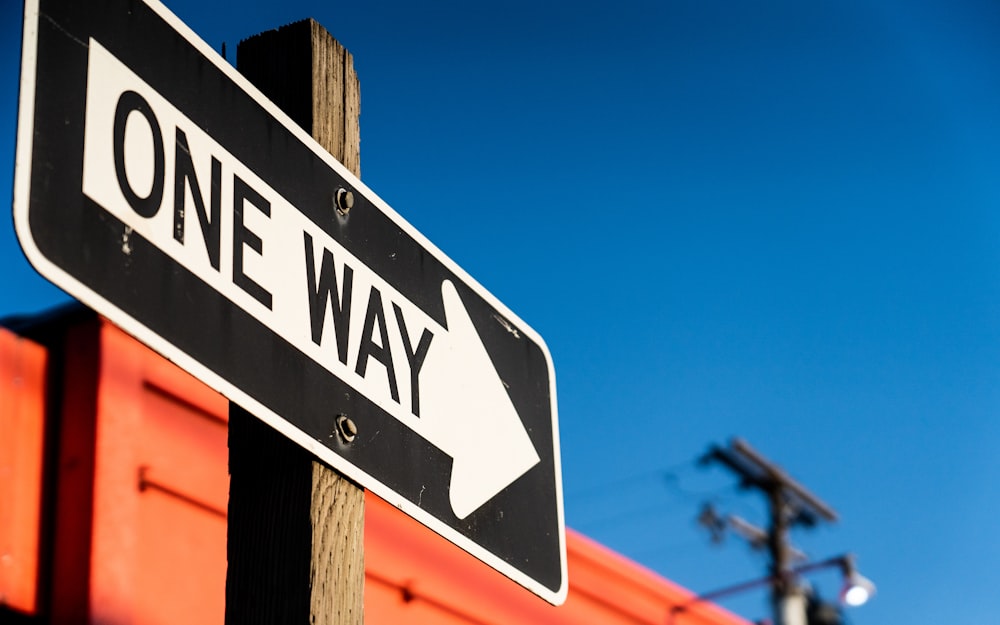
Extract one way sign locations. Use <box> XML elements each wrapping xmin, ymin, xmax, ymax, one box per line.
<box><xmin>14</xmin><ymin>0</ymin><xmax>567</xmax><ymax>603</ymax></box>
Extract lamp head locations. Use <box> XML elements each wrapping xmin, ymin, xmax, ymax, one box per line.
<box><xmin>838</xmin><ymin>555</ymin><xmax>876</xmax><ymax>607</ymax></box>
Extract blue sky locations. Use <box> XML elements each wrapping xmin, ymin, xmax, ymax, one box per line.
<box><xmin>4</xmin><ymin>0</ymin><xmax>1000</xmax><ymax>622</ymax></box>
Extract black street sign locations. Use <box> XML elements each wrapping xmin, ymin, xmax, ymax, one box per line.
<box><xmin>14</xmin><ymin>0</ymin><xmax>566</xmax><ymax>603</ymax></box>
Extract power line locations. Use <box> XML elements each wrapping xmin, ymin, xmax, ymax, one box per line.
<box><xmin>565</xmin><ymin>458</ymin><xmax>701</xmax><ymax>501</ymax></box>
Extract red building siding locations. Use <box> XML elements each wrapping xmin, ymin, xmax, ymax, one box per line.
<box><xmin>0</xmin><ymin>327</ymin><xmax>47</xmax><ymax>615</ymax></box>
<box><xmin>0</xmin><ymin>314</ymin><xmax>748</xmax><ymax>625</ymax></box>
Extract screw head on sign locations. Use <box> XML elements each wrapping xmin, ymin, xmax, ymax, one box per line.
<box><xmin>335</xmin><ymin>414</ymin><xmax>357</xmax><ymax>443</ymax></box>
<box><xmin>335</xmin><ymin>188</ymin><xmax>354</xmax><ymax>215</ymax></box>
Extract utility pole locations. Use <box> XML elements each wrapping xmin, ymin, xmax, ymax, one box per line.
<box><xmin>702</xmin><ymin>439</ymin><xmax>838</xmax><ymax>625</ymax></box>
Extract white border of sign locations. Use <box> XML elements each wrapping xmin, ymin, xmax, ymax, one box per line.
<box><xmin>13</xmin><ymin>0</ymin><xmax>567</xmax><ymax>605</ymax></box>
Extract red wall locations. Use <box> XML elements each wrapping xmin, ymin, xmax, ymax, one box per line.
<box><xmin>0</xmin><ymin>315</ymin><xmax>748</xmax><ymax>625</ymax></box>
<box><xmin>0</xmin><ymin>325</ymin><xmax>46</xmax><ymax>614</ymax></box>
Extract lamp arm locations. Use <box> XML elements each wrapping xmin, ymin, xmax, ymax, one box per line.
<box><xmin>670</xmin><ymin>554</ymin><xmax>851</xmax><ymax>616</ymax></box>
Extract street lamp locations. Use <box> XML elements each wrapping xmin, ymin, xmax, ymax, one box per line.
<box><xmin>669</xmin><ymin>554</ymin><xmax>876</xmax><ymax>623</ymax></box>
<box><xmin>839</xmin><ymin>555</ymin><xmax>876</xmax><ymax>607</ymax></box>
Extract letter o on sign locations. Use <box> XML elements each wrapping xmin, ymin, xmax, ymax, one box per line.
<box><xmin>113</xmin><ymin>90</ymin><xmax>165</xmax><ymax>218</ymax></box>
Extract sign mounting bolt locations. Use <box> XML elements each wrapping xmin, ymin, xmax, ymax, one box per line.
<box><xmin>335</xmin><ymin>187</ymin><xmax>354</xmax><ymax>216</ymax></box>
<box><xmin>336</xmin><ymin>414</ymin><xmax>357</xmax><ymax>443</ymax></box>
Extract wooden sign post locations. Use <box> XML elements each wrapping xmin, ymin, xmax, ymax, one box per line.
<box><xmin>226</xmin><ymin>20</ymin><xmax>365</xmax><ymax>625</ymax></box>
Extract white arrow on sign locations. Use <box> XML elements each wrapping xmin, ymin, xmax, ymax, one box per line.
<box><xmin>422</xmin><ymin>280</ymin><xmax>540</xmax><ymax>518</ymax></box>
<box><xmin>80</xmin><ymin>39</ymin><xmax>539</xmax><ymax>518</ymax></box>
